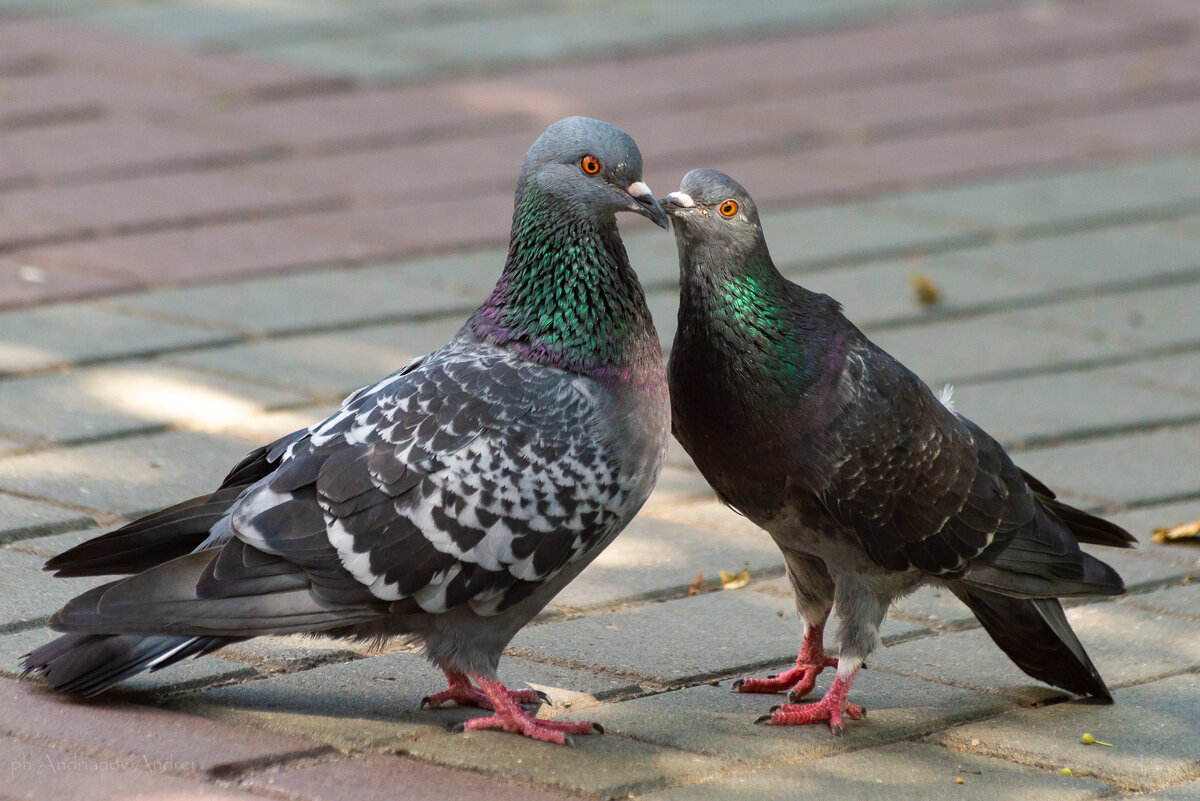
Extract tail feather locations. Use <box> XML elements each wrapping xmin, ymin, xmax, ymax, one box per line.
<box><xmin>21</xmin><ymin>633</ymin><xmax>235</xmax><ymax>696</ymax></box>
<box><xmin>950</xmin><ymin>584</ymin><xmax>1112</xmax><ymax>701</ymax></box>
<box><xmin>1040</xmin><ymin>496</ymin><xmax>1137</xmax><ymax>549</ymax></box>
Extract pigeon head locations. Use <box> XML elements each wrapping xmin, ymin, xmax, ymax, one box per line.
<box><xmin>662</xmin><ymin>168</ymin><xmax>765</xmax><ymax>259</ymax></box>
<box><xmin>517</xmin><ymin>116</ymin><xmax>667</xmax><ymax>229</ymax></box>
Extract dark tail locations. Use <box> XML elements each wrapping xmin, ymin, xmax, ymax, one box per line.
<box><xmin>21</xmin><ymin>633</ymin><xmax>235</xmax><ymax>696</ymax></box>
<box><xmin>950</xmin><ymin>584</ymin><xmax>1112</xmax><ymax>701</ymax></box>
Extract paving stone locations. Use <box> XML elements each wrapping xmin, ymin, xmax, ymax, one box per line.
<box><xmin>1015</xmin><ymin>426</ymin><xmax>1200</xmax><ymax>507</ymax></box>
<box><xmin>1137</xmin><ymin>779</ymin><xmax>1200</xmax><ymax>801</ymax></box>
<box><xmin>0</xmin><ymin>304</ymin><xmax>232</xmax><ymax>374</ymax></box>
<box><xmin>2</xmin><ymin>118</ymin><xmax>271</xmax><ymax>184</ymax></box>
<box><xmin>8</xmin><ymin>172</ymin><xmax>327</xmax><ymax>233</ymax></box>
<box><xmin>0</xmin><ymin>627</ymin><xmax>254</xmax><ymax>692</ymax></box>
<box><xmin>0</xmin><ymin>548</ymin><xmax>109</xmax><ymax>630</ymax></box>
<box><xmin>646</xmin><ymin>498</ymin><xmax>769</xmax><ymax>539</ymax></box>
<box><xmin>247</xmin><ymin>752</ymin><xmax>577</xmax><ymax>801</ymax></box>
<box><xmin>392</xmin><ymin>720</ymin><xmax>724</xmax><ymax>798</ymax></box>
<box><xmin>1016</xmin><ymin>282</ymin><xmax>1200</xmax><ymax>352</ymax></box>
<box><xmin>941</xmin><ymin>365</ymin><xmax>1200</xmax><ymax>448</ymax></box>
<box><xmin>790</xmin><ymin>253</ymin><xmax>1026</xmax><ymax>328</ymax></box>
<box><xmin>586</xmin><ymin>674</ymin><xmax>1012</xmax><ymax>764</ymax></box>
<box><xmin>1120</xmin><ymin>583</ymin><xmax>1200</xmax><ymax>619</ymax></box>
<box><xmin>510</xmin><ymin>588</ymin><xmax>927</xmax><ymax>685</ymax></box>
<box><xmin>0</xmin><ymin>494</ymin><xmax>93</xmax><ymax>543</ymax></box>
<box><xmin>181</xmin><ymin>649</ymin><xmax>639</xmax><ymax>751</ymax></box>
<box><xmin>638</xmin><ymin>465</ymin><xmax>717</xmax><ymax>515</ymax></box>
<box><xmin>0</xmin><ymin>361</ymin><xmax>311</xmax><ymax>444</ymax></box>
<box><xmin>0</xmin><ymin>429</ymin><xmax>260</xmax><ymax>517</ymax></box>
<box><xmin>1104</xmin><ymin>501</ymin><xmax>1200</xmax><ymax>568</ymax></box>
<box><xmin>870</xmin><ymin>602</ymin><xmax>1200</xmax><ymax>695</ymax></box>
<box><xmin>869</xmin><ymin>313</ymin><xmax>1118</xmax><ymax>387</ymax></box>
<box><xmin>4</xmin><ymin>526</ymin><xmax>107</xmax><ymax>560</ymax></box>
<box><xmin>946</xmin><ymin>221</ymin><xmax>1200</xmax><ymax>293</ymax></box>
<box><xmin>884</xmin><ymin>157</ymin><xmax>1200</xmax><ymax>230</ymax></box>
<box><xmin>0</xmin><ymin>257</ymin><xmax>136</xmax><ymax>310</ymax></box>
<box><xmin>80</xmin><ymin>2</ymin><xmax>364</xmax><ymax>47</ymax></box>
<box><xmin>0</xmin><ymin>735</ymin><xmax>261</xmax><ymax>801</ymax></box>
<box><xmin>1085</xmin><ymin>546</ymin><xmax>1199</xmax><ymax>592</ymax></box>
<box><xmin>0</xmin><ymin>676</ymin><xmax>330</xmax><ymax>777</ymax></box>
<box><xmin>549</xmin><ymin>514</ymin><xmax>783</xmax><ymax>611</ymax></box>
<box><xmin>935</xmin><ymin>674</ymin><xmax>1200</xmax><ymax>792</ymax></box>
<box><xmin>107</xmin><ymin>264</ymin><xmax>472</xmax><ymax>337</ymax></box>
<box><xmin>167</xmin><ymin>316</ymin><xmax>464</xmax><ymax>399</ymax></box>
<box><xmin>642</xmin><ymin>740</ymin><xmax>1112</xmax><ymax>801</ymax></box>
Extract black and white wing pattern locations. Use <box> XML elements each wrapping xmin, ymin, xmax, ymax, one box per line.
<box><xmin>224</xmin><ymin>336</ymin><xmax>639</xmax><ymax>617</ymax></box>
<box><xmin>812</xmin><ymin>341</ymin><xmax>1036</xmax><ymax>578</ymax></box>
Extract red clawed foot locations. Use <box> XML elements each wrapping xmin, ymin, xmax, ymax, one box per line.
<box><xmin>732</xmin><ymin>622</ymin><xmax>837</xmax><ymax>700</ymax></box>
<box><xmin>755</xmin><ymin>671</ymin><xmax>865</xmax><ymax>735</ymax></box>
<box><xmin>450</xmin><ymin>674</ymin><xmax>603</xmax><ymax>746</ymax></box>
<box><xmin>421</xmin><ymin>670</ymin><xmax>548</xmax><ymax>710</ymax></box>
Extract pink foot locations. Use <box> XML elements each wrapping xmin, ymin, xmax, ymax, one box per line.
<box><xmin>421</xmin><ymin>670</ymin><xmax>549</xmax><ymax>710</ymax></box>
<box><xmin>450</xmin><ymin>675</ymin><xmax>602</xmax><ymax>746</ymax></box>
<box><xmin>732</xmin><ymin>622</ymin><xmax>837</xmax><ymax>700</ymax></box>
<box><xmin>755</xmin><ymin>670</ymin><xmax>865</xmax><ymax>735</ymax></box>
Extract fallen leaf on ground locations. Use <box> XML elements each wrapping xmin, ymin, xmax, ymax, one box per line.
<box><xmin>719</xmin><ymin>568</ymin><xmax>751</xmax><ymax>590</ymax></box>
<box><xmin>688</xmin><ymin>573</ymin><xmax>704</xmax><ymax>596</ymax></box>
<box><xmin>1152</xmin><ymin>519</ymin><xmax>1200</xmax><ymax>545</ymax></box>
<box><xmin>909</xmin><ymin>273</ymin><xmax>942</xmax><ymax>307</ymax></box>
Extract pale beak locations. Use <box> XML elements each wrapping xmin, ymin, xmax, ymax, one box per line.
<box><xmin>625</xmin><ymin>181</ymin><xmax>669</xmax><ymax>229</ymax></box>
<box><xmin>663</xmin><ymin>191</ymin><xmax>695</xmax><ymax>210</ymax></box>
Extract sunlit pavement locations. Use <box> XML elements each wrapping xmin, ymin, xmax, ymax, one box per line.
<box><xmin>1</xmin><ymin>1</ymin><xmax>1199</xmax><ymax>799</ymax></box>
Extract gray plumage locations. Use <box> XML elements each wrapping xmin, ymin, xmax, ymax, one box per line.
<box><xmin>24</xmin><ymin>119</ymin><xmax>670</xmax><ymax>742</ymax></box>
<box><xmin>663</xmin><ymin>169</ymin><xmax>1134</xmax><ymax>730</ymax></box>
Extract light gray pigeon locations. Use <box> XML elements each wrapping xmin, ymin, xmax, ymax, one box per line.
<box><xmin>663</xmin><ymin>169</ymin><xmax>1134</xmax><ymax>734</ymax></box>
<box><xmin>23</xmin><ymin>117</ymin><xmax>670</xmax><ymax>746</ymax></box>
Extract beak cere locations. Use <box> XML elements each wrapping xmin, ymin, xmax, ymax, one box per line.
<box><xmin>664</xmin><ymin>191</ymin><xmax>695</xmax><ymax>209</ymax></box>
<box><xmin>626</xmin><ymin>181</ymin><xmax>669</xmax><ymax>229</ymax></box>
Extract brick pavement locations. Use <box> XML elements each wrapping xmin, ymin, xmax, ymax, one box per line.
<box><xmin>1</xmin><ymin>0</ymin><xmax>1199</xmax><ymax>799</ymax></box>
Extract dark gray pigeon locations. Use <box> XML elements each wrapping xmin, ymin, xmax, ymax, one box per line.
<box><xmin>23</xmin><ymin>117</ymin><xmax>670</xmax><ymax>746</ymax></box>
<box><xmin>663</xmin><ymin>169</ymin><xmax>1134</xmax><ymax>734</ymax></box>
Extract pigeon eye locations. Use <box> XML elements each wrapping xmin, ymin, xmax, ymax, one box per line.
<box><xmin>719</xmin><ymin>200</ymin><xmax>739</xmax><ymax>217</ymax></box>
<box><xmin>581</xmin><ymin>155</ymin><xmax>602</xmax><ymax>175</ymax></box>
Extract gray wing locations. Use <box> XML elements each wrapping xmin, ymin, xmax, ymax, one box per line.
<box><xmin>52</xmin><ymin>340</ymin><xmax>636</xmax><ymax>638</ymax></box>
<box><xmin>227</xmin><ymin>338</ymin><xmax>631</xmax><ymax>617</ymax></box>
<box><xmin>812</xmin><ymin>342</ymin><xmax>1036</xmax><ymax>578</ymax></box>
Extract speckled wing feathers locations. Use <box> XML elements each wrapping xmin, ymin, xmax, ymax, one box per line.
<box><xmin>230</xmin><ymin>336</ymin><xmax>630</xmax><ymax>617</ymax></box>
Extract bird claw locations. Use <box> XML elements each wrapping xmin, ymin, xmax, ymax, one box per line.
<box><xmin>449</xmin><ymin>721</ymin><xmax>466</xmax><ymax>734</ymax></box>
<box><xmin>754</xmin><ymin>714</ymin><xmax>774</xmax><ymax>725</ymax></box>
<box><xmin>535</xmin><ymin>690</ymin><xmax>553</xmax><ymax>706</ymax></box>
<box><xmin>420</xmin><ymin>695</ymin><xmax>432</xmax><ymax>709</ymax></box>
<box><xmin>730</xmin><ymin>678</ymin><xmax>745</xmax><ymax>693</ymax></box>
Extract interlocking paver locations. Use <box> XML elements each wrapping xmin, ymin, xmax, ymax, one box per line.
<box><xmin>0</xmin><ymin>677</ymin><xmax>331</xmax><ymax>777</ymax></box>
<box><xmin>549</xmin><ymin>515</ymin><xmax>784</xmax><ymax>611</ymax></box>
<box><xmin>870</xmin><ymin>603</ymin><xmax>1200</xmax><ymax>694</ymax></box>
<box><xmin>0</xmin><ymin>303</ymin><xmax>234</xmax><ymax>375</ymax></box>
<box><xmin>0</xmin><ymin>361</ymin><xmax>311</xmax><ymax>444</ymax></box>
<box><xmin>0</xmin><ymin>429</ymin><xmax>260</xmax><ymax>517</ymax></box>
<box><xmin>934</xmin><ymin>674</ymin><xmax>1200</xmax><ymax>792</ymax></box>
<box><xmin>510</xmin><ymin>587</ymin><xmax>928</xmax><ymax>685</ymax></box>
<box><xmin>585</xmin><ymin>676</ymin><xmax>1012</xmax><ymax>764</ymax></box>
<box><xmin>947</xmin><ymin>368</ymin><xmax>1200</xmax><ymax>449</ymax></box>
<box><xmin>246</xmin><ymin>752</ymin><xmax>578</xmax><ymax>801</ymax></box>
<box><xmin>0</xmin><ymin>494</ymin><xmax>94</xmax><ymax>543</ymax></box>
<box><xmin>884</xmin><ymin>157</ymin><xmax>1200</xmax><ymax>229</ymax></box>
<box><xmin>641</xmin><ymin>741</ymin><xmax>1112</xmax><ymax>801</ymax></box>
<box><xmin>1137</xmin><ymin>779</ymin><xmax>1200</xmax><ymax>801</ymax></box>
<box><xmin>0</xmin><ymin>735</ymin><xmax>264</xmax><ymax>801</ymax></box>
<box><xmin>1120</xmin><ymin>583</ymin><xmax>1200</xmax><ymax>619</ymax></box>
<box><xmin>0</xmin><ymin>548</ymin><xmax>108</xmax><ymax>630</ymax></box>
<box><xmin>1015</xmin><ymin>426</ymin><xmax>1200</xmax><ymax>507</ymax></box>
<box><xmin>166</xmin><ymin>316</ymin><xmax>465</xmax><ymax>398</ymax></box>
<box><xmin>107</xmin><ymin>264</ymin><xmax>471</xmax><ymax>337</ymax></box>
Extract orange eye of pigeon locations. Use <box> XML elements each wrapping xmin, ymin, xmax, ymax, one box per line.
<box><xmin>719</xmin><ymin>199</ymin><xmax>739</xmax><ymax>217</ymax></box>
<box><xmin>581</xmin><ymin>155</ymin><xmax>602</xmax><ymax>175</ymax></box>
